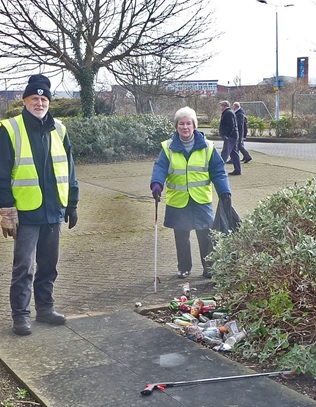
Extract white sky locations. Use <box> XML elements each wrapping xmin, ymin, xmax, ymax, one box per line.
<box><xmin>2</xmin><ymin>0</ymin><xmax>315</xmax><ymax>91</ymax></box>
<box><xmin>189</xmin><ymin>0</ymin><xmax>316</xmax><ymax>86</ymax></box>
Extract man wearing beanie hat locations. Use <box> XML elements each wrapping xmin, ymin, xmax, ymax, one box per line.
<box><xmin>22</xmin><ymin>74</ymin><xmax>52</xmax><ymax>101</ymax></box>
<box><xmin>0</xmin><ymin>74</ymin><xmax>79</xmax><ymax>335</ymax></box>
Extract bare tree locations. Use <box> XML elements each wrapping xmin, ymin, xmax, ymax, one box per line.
<box><xmin>0</xmin><ymin>0</ymin><xmax>218</xmax><ymax>117</ymax></box>
<box><xmin>111</xmin><ymin>54</ymin><xmax>179</xmax><ymax>114</ymax></box>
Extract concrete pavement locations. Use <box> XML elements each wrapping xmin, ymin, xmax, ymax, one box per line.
<box><xmin>0</xmin><ymin>142</ymin><xmax>316</xmax><ymax>406</ymax></box>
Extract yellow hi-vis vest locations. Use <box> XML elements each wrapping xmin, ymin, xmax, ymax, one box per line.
<box><xmin>1</xmin><ymin>115</ymin><xmax>69</xmax><ymax>211</ymax></box>
<box><xmin>162</xmin><ymin>138</ymin><xmax>214</xmax><ymax>208</ymax></box>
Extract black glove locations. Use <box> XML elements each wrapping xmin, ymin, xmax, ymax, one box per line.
<box><xmin>220</xmin><ymin>193</ymin><xmax>232</xmax><ymax>206</ymax></box>
<box><xmin>220</xmin><ymin>193</ymin><xmax>232</xmax><ymax>228</ymax></box>
<box><xmin>65</xmin><ymin>207</ymin><xmax>78</xmax><ymax>229</ymax></box>
<box><xmin>151</xmin><ymin>183</ymin><xmax>163</xmax><ymax>202</ymax></box>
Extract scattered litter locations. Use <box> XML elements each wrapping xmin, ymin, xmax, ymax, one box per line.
<box><xmin>164</xmin><ymin>287</ymin><xmax>248</xmax><ymax>352</ymax></box>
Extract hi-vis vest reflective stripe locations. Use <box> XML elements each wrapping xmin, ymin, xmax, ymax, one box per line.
<box><xmin>162</xmin><ymin>139</ymin><xmax>214</xmax><ymax>208</ymax></box>
<box><xmin>1</xmin><ymin>115</ymin><xmax>69</xmax><ymax>211</ymax></box>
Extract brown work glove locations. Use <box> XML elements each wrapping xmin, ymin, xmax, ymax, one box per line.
<box><xmin>0</xmin><ymin>207</ymin><xmax>19</xmax><ymax>239</ymax></box>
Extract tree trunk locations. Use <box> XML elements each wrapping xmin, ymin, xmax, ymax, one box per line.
<box><xmin>77</xmin><ymin>71</ymin><xmax>96</xmax><ymax>118</ymax></box>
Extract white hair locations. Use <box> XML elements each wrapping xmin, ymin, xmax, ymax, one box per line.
<box><xmin>174</xmin><ymin>106</ymin><xmax>198</xmax><ymax>129</ymax></box>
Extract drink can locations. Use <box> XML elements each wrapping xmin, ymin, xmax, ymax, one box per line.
<box><xmin>190</xmin><ymin>299</ymin><xmax>204</xmax><ymax>317</ymax></box>
<box><xmin>201</xmin><ymin>305</ymin><xmax>216</xmax><ymax>314</ymax></box>
<box><xmin>179</xmin><ymin>303</ymin><xmax>191</xmax><ymax>312</ymax></box>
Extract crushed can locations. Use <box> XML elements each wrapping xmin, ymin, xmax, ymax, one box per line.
<box><xmin>190</xmin><ymin>299</ymin><xmax>204</xmax><ymax>317</ymax></box>
<box><xmin>201</xmin><ymin>304</ymin><xmax>216</xmax><ymax>314</ymax></box>
<box><xmin>179</xmin><ymin>302</ymin><xmax>191</xmax><ymax>312</ymax></box>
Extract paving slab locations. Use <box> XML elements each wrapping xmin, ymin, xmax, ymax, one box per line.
<box><xmin>1</xmin><ymin>311</ymin><xmax>315</xmax><ymax>407</ymax></box>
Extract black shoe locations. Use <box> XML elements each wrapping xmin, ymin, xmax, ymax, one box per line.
<box><xmin>177</xmin><ymin>270</ymin><xmax>190</xmax><ymax>278</ymax></box>
<box><xmin>36</xmin><ymin>311</ymin><xmax>66</xmax><ymax>325</ymax></box>
<box><xmin>244</xmin><ymin>157</ymin><xmax>252</xmax><ymax>163</ymax></box>
<box><xmin>202</xmin><ymin>270</ymin><xmax>213</xmax><ymax>279</ymax></box>
<box><xmin>228</xmin><ymin>171</ymin><xmax>241</xmax><ymax>176</ymax></box>
<box><xmin>13</xmin><ymin>318</ymin><xmax>32</xmax><ymax>336</ymax></box>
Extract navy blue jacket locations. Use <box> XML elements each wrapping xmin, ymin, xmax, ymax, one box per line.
<box><xmin>0</xmin><ymin>107</ymin><xmax>79</xmax><ymax>225</ymax></box>
<box><xmin>219</xmin><ymin>107</ymin><xmax>239</xmax><ymax>140</ymax></box>
<box><xmin>235</xmin><ymin>108</ymin><xmax>245</xmax><ymax>140</ymax></box>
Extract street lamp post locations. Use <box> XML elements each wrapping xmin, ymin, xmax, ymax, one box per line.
<box><xmin>275</xmin><ymin>8</ymin><xmax>279</xmax><ymax>120</ymax></box>
<box><xmin>257</xmin><ymin>1</ymin><xmax>294</xmax><ymax>122</ymax></box>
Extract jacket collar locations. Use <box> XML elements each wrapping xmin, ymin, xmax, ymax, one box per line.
<box><xmin>22</xmin><ymin>107</ymin><xmax>55</xmax><ymax>132</ymax></box>
<box><xmin>169</xmin><ymin>130</ymin><xmax>207</xmax><ymax>152</ymax></box>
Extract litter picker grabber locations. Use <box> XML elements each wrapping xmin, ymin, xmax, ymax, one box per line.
<box><xmin>153</xmin><ymin>197</ymin><xmax>159</xmax><ymax>293</ymax></box>
<box><xmin>141</xmin><ymin>370</ymin><xmax>295</xmax><ymax>396</ymax></box>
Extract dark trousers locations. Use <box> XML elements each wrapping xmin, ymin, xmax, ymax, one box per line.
<box><xmin>238</xmin><ymin>138</ymin><xmax>252</xmax><ymax>160</ymax></box>
<box><xmin>221</xmin><ymin>138</ymin><xmax>241</xmax><ymax>174</ymax></box>
<box><xmin>174</xmin><ymin>229</ymin><xmax>212</xmax><ymax>272</ymax></box>
<box><xmin>10</xmin><ymin>223</ymin><xmax>60</xmax><ymax>320</ymax></box>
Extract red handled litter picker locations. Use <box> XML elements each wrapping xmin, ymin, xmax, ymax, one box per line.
<box><xmin>141</xmin><ymin>370</ymin><xmax>295</xmax><ymax>396</ymax></box>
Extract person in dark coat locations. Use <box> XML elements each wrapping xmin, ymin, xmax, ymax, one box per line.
<box><xmin>0</xmin><ymin>74</ymin><xmax>79</xmax><ymax>335</ymax></box>
<box><xmin>233</xmin><ymin>101</ymin><xmax>252</xmax><ymax>163</ymax></box>
<box><xmin>150</xmin><ymin>106</ymin><xmax>231</xmax><ymax>279</ymax></box>
<box><xmin>219</xmin><ymin>100</ymin><xmax>241</xmax><ymax>175</ymax></box>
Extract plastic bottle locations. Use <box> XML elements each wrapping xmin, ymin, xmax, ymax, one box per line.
<box><xmin>203</xmin><ymin>327</ymin><xmax>222</xmax><ymax>339</ymax></box>
<box><xmin>198</xmin><ymin>319</ymin><xmax>218</xmax><ymax>329</ymax></box>
<box><xmin>172</xmin><ymin>319</ymin><xmax>192</xmax><ymax>327</ymax></box>
<box><xmin>182</xmin><ymin>282</ymin><xmax>191</xmax><ymax>299</ymax></box>
<box><xmin>224</xmin><ymin>331</ymin><xmax>246</xmax><ymax>347</ymax></box>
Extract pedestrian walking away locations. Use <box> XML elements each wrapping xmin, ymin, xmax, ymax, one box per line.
<box><xmin>232</xmin><ymin>101</ymin><xmax>252</xmax><ymax>164</ymax></box>
<box><xmin>219</xmin><ymin>100</ymin><xmax>241</xmax><ymax>176</ymax></box>
<box><xmin>150</xmin><ymin>106</ymin><xmax>232</xmax><ymax>279</ymax></box>
<box><xmin>0</xmin><ymin>74</ymin><xmax>79</xmax><ymax>336</ymax></box>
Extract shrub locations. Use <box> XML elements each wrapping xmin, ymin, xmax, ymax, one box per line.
<box><xmin>206</xmin><ymin>179</ymin><xmax>316</xmax><ymax>375</ymax></box>
<box><xmin>270</xmin><ymin>116</ymin><xmax>295</xmax><ymax>137</ymax></box>
<box><xmin>63</xmin><ymin>114</ymin><xmax>174</xmax><ymax>163</ymax></box>
<box><xmin>247</xmin><ymin>116</ymin><xmax>266</xmax><ymax>137</ymax></box>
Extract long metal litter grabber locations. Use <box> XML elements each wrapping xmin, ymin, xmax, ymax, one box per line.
<box><xmin>153</xmin><ymin>197</ymin><xmax>158</xmax><ymax>293</ymax></box>
<box><xmin>141</xmin><ymin>370</ymin><xmax>295</xmax><ymax>396</ymax></box>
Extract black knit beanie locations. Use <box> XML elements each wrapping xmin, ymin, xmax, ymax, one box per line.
<box><xmin>22</xmin><ymin>74</ymin><xmax>52</xmax><ymax>101</ymax></box>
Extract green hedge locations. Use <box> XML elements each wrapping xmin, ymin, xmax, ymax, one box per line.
<box><xmin>63</xmin><ymin>114</ymin><xmax>174</xmax><ymax>163</ymax></box>
<box><xmin>206</xmin><ymin>178</ymin><xmax>316</xmax><ymax>375</ymax></box>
